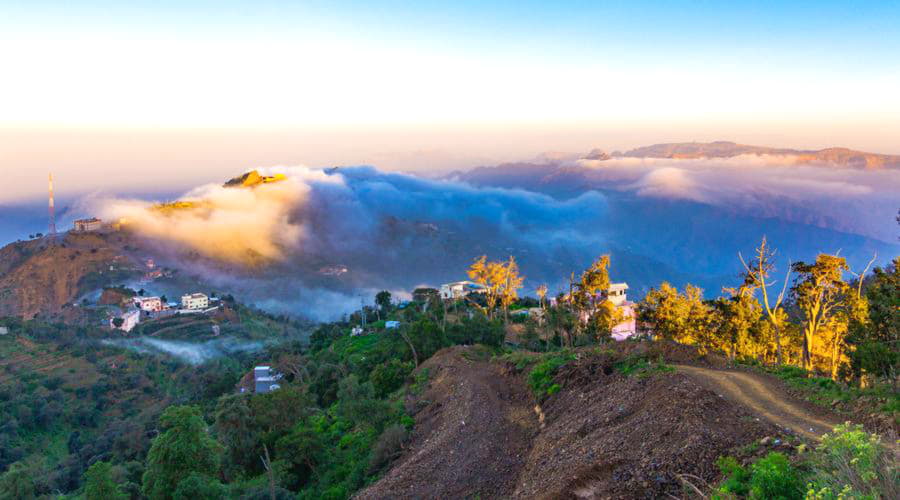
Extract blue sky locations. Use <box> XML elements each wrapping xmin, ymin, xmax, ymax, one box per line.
<box><xmin>1</xmin><ymin>0</ymin><xmax>899</xmax><ymax>201</ymax></box>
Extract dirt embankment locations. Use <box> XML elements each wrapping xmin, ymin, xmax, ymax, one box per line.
<box><xmin>357</xmin><ymin>346</ymin><xmax>539</xmax><ymax>499</ymax></box>
<box><xmin>361</xmin><ymin>345</ymin><xmax>844</xmax><ymax>499</ymax></box>
<box><xmin>513</xmin><ymin>354</ymin><xmax>779</xmax><ymax>499</ymax></box>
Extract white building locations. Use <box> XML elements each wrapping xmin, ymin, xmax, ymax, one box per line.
<box><xmin>602</xmin><ymin>283</ymin><xmax>637</xmax><ymax>341</ymax></box>
<box><xmin>181</xmin><ymin>293</ymin><xmax>209</xmax><ymax>310</ymax></box>
<box><xmin>73</xmin><ymin>217</ymin><xmax>102</xmax><ymax>232</ymax></box>
<box><xmin>254</xmin><ymin>366</ymin><xmax>282</xmax><ymax>394</ymax></box>
<box><xmin>602</xmin><ymin>283</ymin><xmax>629</xmax><ymax>307</ymax></box>
<box><xmin>440</xmin><ymin>281</ymin><xmax>488</xmax><ymax>300</ymax></box>
<box><xmin>111</xmin><ymin>310</ymin><xmax>140</xmax><ymax>332</ymax></box>
<box><xmin>134</xmin><ymin>296</ymin><xmax>163</xmax><ymax>312</ymax></box>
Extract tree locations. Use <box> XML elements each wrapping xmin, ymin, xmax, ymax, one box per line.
<box><xmin>467</xmin><ymin>255</ymin><xmax>523</xmax><ymax>320</ymax></box>
<box><xmin>791</xmin><ymin>254</ymin><xmax>850</xmax><ymax>373</ymax></box>
<box><xmin>847</xmin><ymin>257</ymin><xmax>899</xmax><ymax>385</ymax></box>
<box><xmin>171</xmin><ymin>473</ymin><xmax>226</xmax><ymax>500</ymax></box>
<box><xmin>711</xmin><ymin>290</ymin><xmax>762</xmax><ymax>360</ymax></box>
<box><xmin>274</xmin><ymin>423</ymin><xmax>325</xmax><ymax>488</ymax></box>
<box><xmin>739</xmin><ymin>237</ymin><xmax>791</xmax><ymax>364</ymax></box>
<box><xmin>370</xmin><ymin>359</ymin><xmax>413</xmax><ymax>397</ymax></box>
<box><xmin>587</xmin><ymin>299</ymin><xmax>625</xmax><ymax>342</ymax></box>
<box><xmin>500</xmin><ymin>256</ymin><xmax>525</xmax><ymax>321</ymax></box>
<box><xmin>536</xmin><ymin>284</ymin><xmax>548</xmax><ymax>311</ymax></box>
<box><xmin>142</xmin><ymin>405</ymin><xmax>222</xmax><ymax>500</ymax></box>
<box><xmin>375</xmin><ymin>291</ymin><xmax>392</xmax><ymax>319</ymax></box>
<box><xmin>213</xmin><ymin>395</ymin><xmax>259</xmax><ymax>477</ymax></box>
<box><xmin>83</xmin><ymin>461</ymin><xmax>127</xmax><ymax>500</ymax></box>
<box><xmin>0</xmin><ymin>461</ymin><xmax>34</xmax><ymax>499</ymax></box>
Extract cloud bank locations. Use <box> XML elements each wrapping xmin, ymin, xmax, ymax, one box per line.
<box><xmin>91</xmin><ymin>159</ymin><xmax>898</xmax><ymax>321</ymax></box>
<box><xmin>574</xmin><ymin>154</ymin><xmax>900</xmax><ymax>242</ymax></box>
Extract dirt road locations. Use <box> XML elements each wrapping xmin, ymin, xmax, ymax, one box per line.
<box><xmin>356</xmin><ymin>346</ymin><xmax>539</xmax><ymax>499</ymax></box>
<box><xmin>676</xmin><ymin>364</ymin><xmax>841</xmax><ymax>440</ymax></box>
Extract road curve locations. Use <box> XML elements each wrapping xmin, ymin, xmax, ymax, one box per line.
<box><xmin>676</xmin><ymin>364</ymin><xmax>841</xmax><ymax>440</ymax></box>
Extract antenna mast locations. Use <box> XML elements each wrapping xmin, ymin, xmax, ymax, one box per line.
<box><xmin>48</xmin><ymin>173</ymin><xmax>57</xmax><ymax>239</ymax></box>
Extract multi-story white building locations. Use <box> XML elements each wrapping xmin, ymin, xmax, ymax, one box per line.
<box><xmin>134</xmin><ymin>296</ymin><xmax>163</xmax><ymax>312</ymax></box>
<box><xmin>439</xmin><ymin>281</ymin><xmax>488</xmax><ymax>300</ymax></box>
<box><xmin>181</xmin><ymin>293</ymin><xmax>209</xmax><ymax>310</ymax></box>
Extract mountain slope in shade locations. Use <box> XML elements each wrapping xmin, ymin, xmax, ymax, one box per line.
<box><xmin>618</xmin><ymin>141</ymin><xmax>900</xmax><ymax>170</ymax></box>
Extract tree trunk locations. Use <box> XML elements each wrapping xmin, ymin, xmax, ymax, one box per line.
<box><xmin>773</xmin><ymin>324</ymin><xmax>783</xmax><ymax>365</ymax></box>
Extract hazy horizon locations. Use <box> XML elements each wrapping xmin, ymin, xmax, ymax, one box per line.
<box><xmin>2</xmin><ymin>1</ymin><xmax>900</xmax><ymax>202</ymax></box>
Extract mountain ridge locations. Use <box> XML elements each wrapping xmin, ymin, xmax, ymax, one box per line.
<box><xmin>609</xmin><ymin>140</ymin><xmax>900</xmax><ymax>170</ymax></box>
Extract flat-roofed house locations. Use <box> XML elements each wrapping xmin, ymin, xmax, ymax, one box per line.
<box><xmin>181</xmin><ymin>293</ymin><xmax>209</xmax><ymax>310</ymax></box>
<box><xmin>439</xmin><ymin>281</ymin><xmax>488</xmax><ymax>300</ymax></box>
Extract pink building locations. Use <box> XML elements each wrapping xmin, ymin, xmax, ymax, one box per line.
<box><xmin>134</xmin><ymin>296</ymin><xmax>163</xmax><ymax>312</ymax></box>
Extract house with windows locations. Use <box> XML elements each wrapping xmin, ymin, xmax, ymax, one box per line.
<box><xmin>181</xmin><ymin>293</ymin><xmax>209</xmax><ymax>310</ymax></box>
<box><xmin>439</xmin><ymin>280</ymin><xmax>488</xmax><ymax>300</ymax></box>
<box><xmin>602</xmin><ymin>283</ymin><xmax>637</xmax><ymax>341</ymax></box>
<box><xmin>134</xmin><ymin>296</ymin><xmax>163</xmax><ymax>312</ymax></box>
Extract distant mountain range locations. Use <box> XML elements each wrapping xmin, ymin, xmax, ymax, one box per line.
<box><xmin>607</xmin><ymin>141</ymin><xmax>900</xmax><ymax>170</ymax></box>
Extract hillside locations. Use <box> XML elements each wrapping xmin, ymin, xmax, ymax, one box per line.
<box><xmin>0</xmin><ymin>233</ymin><xmax>130</xmax><ymax>319</ymax></box>
<box><xmin>359</xmin><ymin>345</ymin><xmax>855</xmax><ymax>499</ymax></box>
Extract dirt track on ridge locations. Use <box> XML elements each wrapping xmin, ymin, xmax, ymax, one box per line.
<box><xmin>676</xmin><ymin>364</ymin><xmax>841</xmax><ymax>440</ymax></box>
<box><xmin>356</xmin><ymin>346</ymin><xmax>539</xmax><ymax>499</ymax></box>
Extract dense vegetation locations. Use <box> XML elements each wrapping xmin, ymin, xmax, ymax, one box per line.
<box><xmin>0</xmin><ymin>290</ymin><xmax>505</xmax><ymax>498</ymax></box>
<box><xmin>0</xmin><ymin>235</ymin><xmax>895</xmax><ymax>499</ymax></box>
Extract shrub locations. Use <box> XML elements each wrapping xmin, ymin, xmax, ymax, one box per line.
<box><xmin>748</xmin><ymin>452</ymin><xmax>802</xmax><ymax>499</ymax></box>
<box><xmin>368</xmin><ymin>424</ymin><xmax>408</xmax><ymax>472</ymax></box>
<box><xmin>805</xmin><ymin>423</ymin><xmax>897</xmax><ymax>499</ymax></box>
<box><xmin>527</xmin><ymin>352</ymin><xmax>575</xmax><ymax>399</ymax></box>
<box><xmin>715</xmin><ymin>456</ymin><xmax>751</xmax><ymax>497</ymax></box>
<box><xmin>370</xmin><ymin>359</ymin><xmax>413</xmax><ymax>397</ymax></box>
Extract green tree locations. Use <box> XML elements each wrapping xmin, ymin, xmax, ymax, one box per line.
<box><xmin>336</xmin><ymin>375</ymin><xmax>392</xmax><ymax>430</ymax></box>
<box><xmin>370</xmin><ymin>359</ymin><xmax>413</xmax><ymax>397</ymax></box>
<box><xmin>213</xmin><ymin>394</ymin><xmax>260</xmax><ymax>477</ymax></box>
<box><xmin>171</xmin><ymin>472</ymin><xmax>226</xmax><ymax>500</ymax></box>
<box><xmin>791</xmin><ymin>254</ymin><xmax>850</xmax><ymax>373</ymax></box>
<box><xmin>142</xmin><ymin>405</ymin><xmax>222</xmax><ymax>500</ymax></box>
<box><xmin>847</xmin><ymin>258</ymin><xmax>899</xmax><ymax>385</ymax></box>
<box><xmin>0</xmin><ymin>461</ymin><xmax>35</xmax><ymax>500</ymax></box>
<box><xmin>375</xmin><ymin>291</ymin><xmax>392</xmax><ymax>316</ymax></box>
<box><xmin>84</xmin><ymin>461</ymin><xmax>127</xmax><ymax>500</ymax></box>
<box><xmin>275</xmin><ymin>423</ymin><xmax>325</xmax><ymax>489</ymax></box>
<box><xmin>84</xmin><ymin>462</ymin><xmax>128</xmax><ymax>500</ymax></box>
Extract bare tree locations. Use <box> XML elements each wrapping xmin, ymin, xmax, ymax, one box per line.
<box><xmin>739</xmin><ymin>237</ymin><xmax>791</xmax><ymax>364</ymax></box>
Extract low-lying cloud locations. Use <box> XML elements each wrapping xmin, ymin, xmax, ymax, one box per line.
<box><xmin>102</xmin><ymin>336</ymin><xmax>265</xmax><ymax>365</ymax></box>
<box><xmin>90</xmin><ymin>158</ymin><xmax>898</xmax><ymax>321</ymax></box>
<box><xmin>576</xmin><ymin>154</ymin><xmax>900</xmax><ymax>242</ymax></box>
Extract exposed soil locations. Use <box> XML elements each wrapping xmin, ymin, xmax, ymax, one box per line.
<box><xmin>512</xmin><ymin>355</ymin><xmax>780</xmax><ymax>499</ymax></box>
<box><xmin>356</xmin><ymin>346</ymin><xmax>539</xmax><ymax>499</ymax></box>
<box><xmin>358</xmin><ymin>345</ymin><xmax>841</xmax><ymax>499</ymax></box>
<box><xmin>676</xmin><ymin>365</ymin><xmax>842</xmax><ymax>440</ymax></box>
